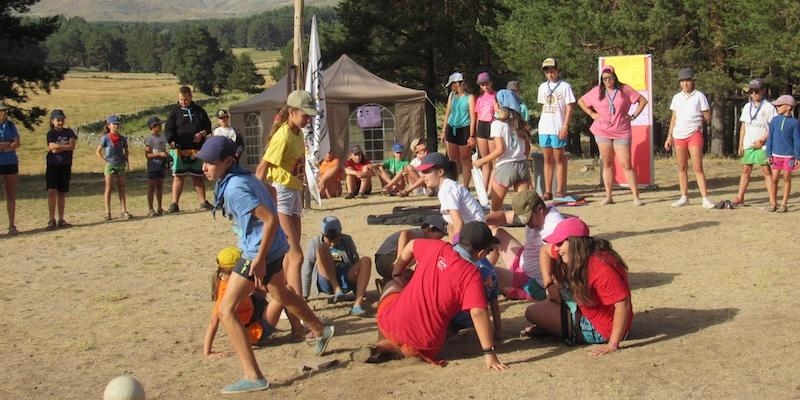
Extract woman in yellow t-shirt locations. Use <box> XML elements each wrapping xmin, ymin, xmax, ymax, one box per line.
<box><xmin>255</xmin><ymin>90</ymin><xmax>317</xmax><ymax>338</ymax></box>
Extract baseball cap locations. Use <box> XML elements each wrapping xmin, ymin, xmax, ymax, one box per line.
<box><xmin>286</xmin><ymin>90</ymin><xmax>318</xmax><ymax>116</ymax></box>
<box><xmin>147</xmin><ymin>116</ymin><xmax>163</xmax><ymax>128</ymax></box>
<box><xmin>50</xmin><ymin>109</ymin><xmax>66</xmax><ymax>120</ymax></box>
<box><xmin>506</xmin><ymin>81</ymin><xmax>520</xmax><ymax>91</ymax></box>
<box><xmin>543</xmin><ymin>217</ymin><xmax>590</xmax><ymax>245</ymax></box>
<box><xmin>392</xmin><ymin>142</ymin><xmax>404</xmax><ymax>153</ymax></box>
<box><xmin>496</xmin><ymin>89</ymin><xmax>521</xmax><ymax>113</ymax></box>
<box><xmin>410</xmin><ymin>138</ymin><xmax>424</xmax><ymax>151</ymax></box>
<box><xmin>446</xmin><ymin>72</ymin><xmax>464</xmax><ymax>87</ymax></box>
<box><xmin>0</xmin><ymin>104</ymin><xmax>8</xmax><ymax>111</ymax></box>
<box><xmin>422</xmin><ymin>214</ymin><xmax>447</xmax><ymax>233</ymax></box>
<box><xmin>476</xmin><ymin>72</ymin><xmax>491</xmax><ymax>84</ymax></box>
<box><xmin>772</xmin><ymin>95</ymin><xmax>797</xmax><ymax>107</ymax></box>
<box><xmin>106</xmin><ymin>115</ymin><xmax>121</xmax><ymax>124</ymax></box>
<box><xmin>350</xmin><ymin>144</ymin><xmax>364</xmax><ymax>154</ymax></box>
<box><xmin>677</xmin><ymin>68</ymin><xmax>694</xmax><ymax>81</ymax></box>
<box><xmin>459</xmin><ymin>221</ymin><xmax>500</xmax><ymax>252</ymax></box>
<box><xmin>512</xmin><ymin>190</ymin><xmax>544</xmax><ymax>225</ymax></box>
<box><xmin>416</xmin><ymin>152</ymin><xmax>449</xmax><ymax>172</ymax></box>
<box><xmin>216</xmin><ymin>246</ymin><xmax>242</xmax><ymax>269</ymax></box>
<box><xmin>601</xmin><ymin>65</ymin><xmax>615</xmax><ymax>74</ymax></box>
<box><xmin>197</xmin><ymin>136</ymin><xmax>237</xmax><ymax>162</ymax></box>
<box><xmin>541</xmin><ymin>57</ymin><xmax>557</xmax><ymax>69</ymax></box>
<box><xmin>217</xmin><ymin>109</ymin><xmax>230</xmax><ymax>118</ymax></box>
<box><xmin>748</xmin><ymin>78</ymin><xmax>764</xmax><ymax>90</ymax></box>
<box><xmin>321</xmin><ymin>216</ymin><xmax>342</xmax><ymax>236</ymax></box>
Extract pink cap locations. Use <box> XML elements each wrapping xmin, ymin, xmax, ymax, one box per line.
<box><xmin>601</xmin><ymin>65</ymin><xmax>615</xmax><ymax>74</ymax></box>
<box><xmin>476</xmin><ymin>72</ymin><xmax>491</xmax><ymax>84</ymax></box>
<box><xmin>543</xmin><ymin>217</ymin><xmax>590</xmax><ymax>244</ymax></box>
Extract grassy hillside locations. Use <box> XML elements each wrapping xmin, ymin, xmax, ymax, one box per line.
<box><xmin>29</xmin><ymin>0</ymin><xmax>338</xmax><ymax>21</ymax></box>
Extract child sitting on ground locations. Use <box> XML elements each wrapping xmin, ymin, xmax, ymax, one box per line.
<box><xmin>318</xmin><ymin>150</ymin><xmax>343</xmax><ymax>199</ymax></box>
<box><xmin>344</xmin><ymin>145</ymin><xmax>374</xmax><ymax>199</ymax></box>
<box><xmin>203</xmin><ymin>247</ymin><xmax>276</xmax><ymax>359</ymax></box>
<box><xmin>398</xmin><ymin>138</ymin><xmax>430</xmax><ymax>197</ymax></box>
<box><xmin>376</xmin><ymin>143</ymin><xmax>410</xmax><ymax>195</ymax></box>
<box><xmin>766</xmin><ymin>95</ymin><xmax>800</xmax><ymax>213</ymax></box>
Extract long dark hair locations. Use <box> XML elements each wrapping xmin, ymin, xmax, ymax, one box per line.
<box><xmin>559</xmin><ymin>236</ymin><xmax>628</xmax><ymax>306</ymax></box>
<box><xmin>598</xmin><ymin>71</ymin><xmax>626</xmax><ymax>101</ymax></box>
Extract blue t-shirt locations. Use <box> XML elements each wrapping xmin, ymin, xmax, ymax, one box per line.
<box><xmin>100</xmin><ymin>134</ymin><xmax>128</xmax><ymax>165</ymax></box>
<box><xmin>218</xmin><ymin>168</ymin><xmax>289</xmax><ymax>263</ymax></box>
<box><xmin>0</xmin><ymin>120</ymin><xmax>19</xmax><ymax>165</ymax></box>
<box><xmin>450</xmin><ymin>244</ymin><xmax>498</xmax><ymax>329</ymax></box>
<box><xmin>766</xmin><ymin>115</ymin><xmax>800</xmax><ymax>158</ymax></box>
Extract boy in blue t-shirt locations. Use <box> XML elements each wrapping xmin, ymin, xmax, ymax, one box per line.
<box><xmin>197</xmin><ymin>136</ymin><xmax>335</xmax><ymax>395</ymax></box>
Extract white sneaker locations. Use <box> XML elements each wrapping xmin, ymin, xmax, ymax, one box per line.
<box><xmin>671</xmin><ymin>196</ymin><xmax>689</xmax><ymax>208</ymax></box>
<box><xmin>702</xmin><ymin>198</ymin><xmax>715</xmax><ymax>209</ymax></box>
<box><xmin>632</xmin><ymin>198</ymin><xmax>644</xmax><ymax>206</ymax></box>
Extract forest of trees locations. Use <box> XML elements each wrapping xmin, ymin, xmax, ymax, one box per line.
<box><xmin>8</xmin><ymin>0</ymin><xmax>800</xmax><ymax>153</ymax></box>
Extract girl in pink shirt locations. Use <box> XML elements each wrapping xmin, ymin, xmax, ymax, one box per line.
<box><xmin>475</xmin><ymin>72</ymin><xmax>499</xmax><ymax>194</ymax></box>
<box><xmin>578</xmin><ymin>65</ymin><xmax>648</xmax><ymax>206</ymax></box>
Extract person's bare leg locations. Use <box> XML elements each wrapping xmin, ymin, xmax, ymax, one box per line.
<box><xmin>736</xmin><ymin>164</ymin><xmax>753</xmax><ymax>202</ymax></box>
<box><xmin>172</xmin><ymin>175</ymin><xmax>184</xmax><ymax>205</ymax></box>
<box><xmin>4</xmin><ymin>175</ymin><xmax>17</xmax><ymax>227</ymax></box>
<box><xmin>459</xmin><ymin>144</ymin><xmax>473</xmax><ymax>189</ymax></box>
<box><xmin>478</xmin><ymin>137</ymin><xmax>492</xmax><ymax>193</ymax></box>
<box><xmin>278</xmin><ymin>212</ymin><xmax>305</xmax><ymax>334</ymax></box>
<box><xmin>554</xmin><ymin>147</ymin><xmax>568</xmax><ymax>196</ymax></box>
<box><xmin>117</xmin><ymin>175</ymin><xmax>128</xmax><ymax>213</ymax></box>
<box><xmin>542</xmin><ymin>147</ymin><xmax>554</xmax><ymax>196</ymax></box>
<box><xmin>192</xmin><ymin>175</ymin><xmax>206</xmax><ymax>204</ymax></box>
<box><xmin>675</xmin><ymin>145</ymin><xmax>690</xmax><ymax>197</ymax></box>
<box><xmin>147</xmin><ymin>180</ymin><xmax>155</xmax><ymax>210</ymax></box>
<box><xmin>598</xmin><ymin>142</ymin><xmax>615</xmax><ymax>202</ymax></box>
<box><xmin>267</xmin><ymin>270</ymin><xmax>325</xmax><ymax>336</ymax></box>
<box><xmin>615</xmin><ymin>143</ymin><xmax>640</xmax><ymax>200</ymax></box>
<box><xmin>348</xmin><ymin>257</ymin><xmax>372</xmax><ymax>308</ymax></box>
<box><xmin>315</xmin><ymin>242</ymin><xmax>343</xmax><ymax>294</ymax></box>
<box><xmin>688</xmin><ymin>145</ymin><xmax>710</xmax><ymax>198</ymax></box>
<box><xmin>57</xmin><ymin>192</ymin><xmax>66</xmax><ymax>221</ymax></box>
<box><xmin>103</xmin><ymin>174</ymin><xmax>113</xmax><ymax>217</ymax></box>
<box><xmin>218</xmin><ymin>274</ymin><xmax>263</xmax><ymax>381</ymax></box>
<box><xmin>47</xmin><ymin>189</ymin><xmax>57</xmax><ymax>223</ymax></box>
<box><xmin>524</xmin><ymin>301</ymin><xmax>562</xmax><ymax>336</ymax></box>
<box><xmin>763</xmin><ymin>165</ymin><xmax>776</xmax><ymax>207</ymax></box>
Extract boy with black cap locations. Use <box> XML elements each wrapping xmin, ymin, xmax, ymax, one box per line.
<box><xmin>353</xmin><ymin>221</ymin><xmax>508</xmax><ymax>371</ymax></box>
<box><xmin>145</xmin><ymin>116</ymin><xmax>169</xmax><ymax>216</ymax></box>
<box><xmin>197</xmin><ymin>136</ymin><xmax>335</xmax><ymax>394</ymax></box>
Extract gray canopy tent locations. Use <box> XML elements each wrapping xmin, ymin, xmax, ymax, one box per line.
<box><xmin>229</xmin><ymin>54</ymin><xmax>427</xmax><ymax>170</ymax></box>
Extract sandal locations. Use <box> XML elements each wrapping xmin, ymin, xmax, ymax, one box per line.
<box><xmin>777</xmin><ymin>204</ymin><xmax>789</xmax><ymax>213</ymax></box>
<box><xmin>57</xmin><ymin>220</ymin><xmax>72</xmax><ymax>228</ymax></box>
<box><xmin>45</xmin><ymin>220</ymin><xmax>57</xmax><ymax>231</ymax></box>
<box><xmin>555</xmin><ymin>192</ymin><xmax>567</xmax><ymax>199</ymax></box>
<box><xmin>519</xmin><ymin>325</ymin><xmax>548</xmax><ymax>338</ymax></box>
<box><xmin>541</xmin><ymin>192</ymin><xmax>553</xmax><ymax>201</ymax></box>
<box><xmin>7</xmin><ymin>225</ymin><xmax>19</xmax><ymax>235</ymax></box>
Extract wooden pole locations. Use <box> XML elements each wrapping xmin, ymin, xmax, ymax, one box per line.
<box><xmin>293</xmin><ymin>0</ymin><xmax>304</xmax><ymax>90</ymax></box>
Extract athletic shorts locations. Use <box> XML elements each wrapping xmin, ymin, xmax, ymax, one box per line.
<box><xmin>170</xmin><ymin>148</ymin><xmax>203</xmax><ymax>176</ymax></box>
<box><xmin>317</xmin><ymin>264</ymin><xmax>356</xmax><ymax>294</ymax></box>
<box><xmin>673</xmin><ymin>129</ymin><xmax>704</xmax><ymax>148</ymax></box>
<box><xmin>147</xmin><ymin>169</ymin><xmax>166</xmax><ymax>180</ymax></box>
<box><xmin>233</xmin><ymin>256</ymin><xmax>284</xmax><ymax>286</ymax></box>
<box><xmin>476</xmin><ymin>121</ymin><xmax>492</xmax><ymax>140</ymax></box>
<box><xmin>374</xmin><ymin>253</ymin><xmax>396</xmax><ymax>281</ymax></box>
<box><xmin>594</xmin><ymin>136</ymin><xmax>631</xmax><ymax>146</ymax></box>
<box><xmin>493</xmin><ymin>160</ymin><xmax>531</xmax><ymax>188</ymax></box>
<box><xmin>741</xmin><ymin>148</ymin><xmax>768</xmax><ymax>166</ymax></box>
<box><xmin>104</xmin><ymin>164</ymin><xmax>126</xmax><ymax>176</ymax></box>
<box><xmin>771</xmin><ymin>155</ymin><xmax>795</xmax><ymax>172</ymax></box>
<box><xmin>273</xmin><ymin>182</ymin><xmax>302</xmax><ymax>216</ymax></box>
<box><xmin>538</xmin><ymin>133</ymin><xmax>567</xmax><ymax>149</ymax></box>
<box><xmin>0</xmin><ymin>163</ymin><xmax>19</xmax><ymax>175</ymax></box>
<box><xmin>445</xmin><ymin>125</ymin><xmax>469</xmax><ymax>146</ymax></box>
<box><xmin>45</xmin><ymin>164</ymin><xmax>72</xmax><ymax>192</ymax></box>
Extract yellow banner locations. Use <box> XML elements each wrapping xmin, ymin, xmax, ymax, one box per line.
<box><xmin>603</xmin><ymin>55</ymin><xmax>646</xmax><ymax>91</ymax></box>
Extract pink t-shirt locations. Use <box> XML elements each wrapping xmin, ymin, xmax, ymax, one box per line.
<box><xmin>475</xmin><ymin>91</ymin><xmax>497</xmax><ymax>122</ymax></box>
<box><xmin>577</xmin><ymin>252</ymin><xmax>633</xmax><ymax>339</ymax></box>
<box><xmin>377</xmin><ymin>239</ymin><xmax>487</xmax><ymax>358</ymax></box>
<box><xmin>580</xmin><ymin>85</ymin><xmax>642</xmax><ymax>139</ymax></box>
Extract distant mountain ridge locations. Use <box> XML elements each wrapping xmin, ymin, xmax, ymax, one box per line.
<box><xmin>29</xmin><ymin>0</ymin><xmax>336</xmax><ymax>21</ymax></box>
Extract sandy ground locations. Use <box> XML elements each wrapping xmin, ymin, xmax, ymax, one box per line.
<box><xmin>1</xmin><ymin>157</ymin><xmax>799</xmax><ymax>399</ymax></box>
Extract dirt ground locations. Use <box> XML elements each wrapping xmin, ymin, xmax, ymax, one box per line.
<box><xmin>1</xmin><ymin>157</ymin><xmax>798</xmax><ymax>399</ymax></box>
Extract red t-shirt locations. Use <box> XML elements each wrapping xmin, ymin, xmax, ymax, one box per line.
<box><xmin>578</xmin><ymin>252</ymin><xmax>633</xmax><ymax>339</ymax></box>
<box><xmin>345</xmin><ymin>157</ymin><xmax>371</xmax><ymax>172</ymax></box>
<box><xmin>377</xmin><ymin>239</ymin><xmax>487</xmax><ymax>358</ymax></box>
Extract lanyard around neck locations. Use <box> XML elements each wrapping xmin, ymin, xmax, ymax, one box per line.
<box><xmin>749</xmin><ymin>100</ymin><xmax>763</xmax><ymax>123</ymax></box>
<box><xmin>547</xmin><ymin>80</ymin><xmax>561</xmax><ymax>97</ymax></box>
<box><xmin>606</xmin><ymin>88</ymin><xmax>619</xmax><ymax>115</ymax></box>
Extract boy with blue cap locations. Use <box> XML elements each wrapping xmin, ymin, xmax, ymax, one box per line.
<box><xmin>197</xmin><ymin>136</ymin><xmax>335</xmax><ymax>394</ymax></box>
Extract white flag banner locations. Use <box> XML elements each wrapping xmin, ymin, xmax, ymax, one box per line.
<box><xmin>303</xmin><ymin>15</ymin><xmax>329</xmax><ymax>206</ymax></box>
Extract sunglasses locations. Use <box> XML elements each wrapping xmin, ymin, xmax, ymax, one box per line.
<box><xmin>602</xmin><ymin>76</ymin><xmax>615</xmax><ymax>81</ymax></box>
<box><xmin>748</xmin><ymin>89</ymin><xmax>762</xmax><ymax>94</ymax></box>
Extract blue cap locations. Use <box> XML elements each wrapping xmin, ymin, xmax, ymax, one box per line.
<box><xmin>197</xmin><ymin>136</ymin><xmax>237</xmax><ymax>162</ymax></box>
<box><xmin>496</xmin><ymin>89</ymin><xmax>521</xmax><ymax>113</ymax></box>
<box><xmin>50</xmin><ymin>109</ymin><xmax>66</xmax><ymax>120</ymax></box>
<box><xmin>147</xmin><ymin>116</ymin><xmax>163</xmax><ymax>128</ymax></box>
<box><xmin>107</xmin><ymin>115</ymin><xmax>121</xmax><ymax>124</ymax></box>
<box><xmin>321</xmin><ymin>216</ymin><xmax>342</xmax><ymax>235</ymax></box>
<box><xmin>392</xmin><ymin>142</ymin><xmax>404</xmax><ymax>153</ymax></box>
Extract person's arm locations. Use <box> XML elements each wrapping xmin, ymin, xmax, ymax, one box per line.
<box><xmin>203</xmin><ymin>311</ymin><xmax>221</xmax><ymax>357</ymax></box>
<box><xmin>165</xmin><ymin>108</ymin><xmax>178</xmax><ymax>146</ymax></box>
<box><xmin>469</xmin><ymin>307</ymin><xmax>508</xmax><ymax>371</ymax></box>
<box><xmin>560</xmin><ymin>103</ymin><xmax>574</xmax><ymax>140</ymax></box>
<box><xmin>665</xmin><ymin>111</ymin><xmax>677</xmax><ymax>151</ymax></box>
<box><xmin>254</xmin><ymin>159</ymin><xmax>273</xmax><ymax>181</ymax></box>
<box><xmin>389</xmin><ymin>239</ymin><xmax>416</xmax><ymax>285</ymax></box>
<box><xmin>738</xmin><ymin>123</ymin><xmax>746</xmax><ymax>156</ymax></box>
<box><xmin>448</xmin><ymin>209</ymin><xmax>464</xmax><ymax>238</ymax></box>
<box><xmin>474</xmin><ymin>136</ymin><xmax>504</xmax><ymax>168</ymax></box>
<box><xmin>95</xmin><ymin>142</ymin><xmax>105</xmax><ymax>163</ymax></box>
<box><xmin>489</xmin><ymin>298</ymin><xmax>503</xmax><ymax>339</ymax></box>
<box><xmin>440</xmin><ymin>94</ymin><xmax>452</xmax><ymax>142</ymax></box>
<box><xmin>539</xmin><ymin>245</ymin><xmax>561</xmax><ymax>303</ymax></box>
<box><xmin>467</xmin><ymin>95</ymin><xmax>477</xmax><ymax>148</ymax></box>
<box><xmin>589</xmin><ymin>297</ymin><xmax>631</xmax><ymax>356</ymax></box>
<box><xmin>702</xmin><ymin>110</ymin><xmax>711</xmax><ymax>125</ymax></box>
<box><xmin>249</xmin><ymin>204</ymin><xmax>280</xmax><ymax>291</ymax></box>
<box><xmin>627</xmin><ymin>90</ymin><xmax>647</xmax><ymax>120</ymax></box>
<box><xmin>577</xmin><ymin>98</ymin><xmax>598</xmax><ymax>120</ymax></box>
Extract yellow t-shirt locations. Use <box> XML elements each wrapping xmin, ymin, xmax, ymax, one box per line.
<box><xmin>262</xmin><ymin>124</ymin><xmax>304</xmax><ymax>190</ymax></box>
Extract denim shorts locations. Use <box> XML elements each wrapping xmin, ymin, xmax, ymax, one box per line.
<box><xmin>595</xmin><ymin>136</ymin><xmax>631</xmax><ymax>146</ymax></box>
<box><xmin>274</xmin><ymin>183</ymin><xmax>303</xmax><ymax>216</ymax></box>
<box><xmin>317</xmin><ymin>264</ymin><xmax>355</xmax><ymax>293</ymax></box>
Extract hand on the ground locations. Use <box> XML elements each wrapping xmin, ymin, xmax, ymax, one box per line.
<box><xmin>484</xmin><ymin>354</ymin><xmax>509</xmax><ymax>371</ymax></box>
<box><xmin>588</xmin><ymin>344</ymin><xmax>618</xmax><ymax>356</ymax></box>
<box><xmin>205</xmin><ymin>351</ymin><xmax>228</xmax><ymax>360</ymax></box>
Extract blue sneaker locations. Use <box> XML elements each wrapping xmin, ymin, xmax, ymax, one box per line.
<box><xmin>329</xmin><ymin>290</ymin><xmax>355</xmax><ymax>304</ymax></box>
<box><xmin>350</xmin><ymin>305</ymin><xmax>367</xmax><ymax>317</ymax></box>
<box><xmin>313</xmin><ymin>325</ymin><xmax>335</xmax><ymax>355</ymax></box>
<box><xmin>221</xmin><ymin>377</ymin><xmax>269</xmax><ymax>394</ymax></box>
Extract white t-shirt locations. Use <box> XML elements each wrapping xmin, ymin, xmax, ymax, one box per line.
<box><xmin>739</xmin><ymin>100</ymin><xmax>778</xmax><ymax>150</ymax></box>
<box><xmin>518</xmin><ymin>206</ymin><xmax>564</xmax><ymax>284</ymax></box>
<box><xmin>490</xmin><ymin>120</ymin><xmax>526</xmax><ymax>166</ymax></box>
<box><xmin>537</xmin><ymin>80</ymin><xmax>576</xmax><ymax>135</ymax></box>
<box><xmin>438</xmin><ymin>178</ymin><xmax>485</xmax><ymax>225</ymax></box>
<box><xmin>213</xmin><ymin>126</ymin><xmax>238</xmax><ymax>142</ymax></box>
<box><xmin>669</xmin><ymin>90</ymin><xmax>710</xmax><ymax>139</ymax></box>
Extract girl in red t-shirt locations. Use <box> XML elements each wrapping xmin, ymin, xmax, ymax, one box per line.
<box><xmin>524</xmin><ymin>217</ymin><xmax>633</xmax><ymax>356</ymax></box>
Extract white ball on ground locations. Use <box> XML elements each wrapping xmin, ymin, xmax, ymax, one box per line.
<box><xmin>103</xmin><ymin>375</ymin><xmax>145</xmax><ymax>400</ymax></box>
